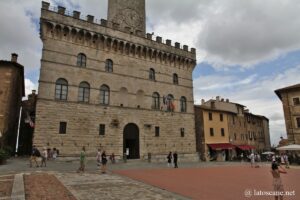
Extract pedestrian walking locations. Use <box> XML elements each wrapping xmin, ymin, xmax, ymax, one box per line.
<box><xmin>240</xmin><ymin>153</ymin><xmax>244</xmax><ymax>162</ymax></box>
<box><xmin>96</xmin><ymin>149</ymin><xmax>101</xmax><ymax>166</ymax></box>
<box><xmin>101</xmin><ymin>151</ymin><xmax>108</xmax><ymax>174</ymax></box>
<box><xmin>271</xmin><ymin>162</ymin><xmax>287</xmax><ymax>200</ymax></box>
<box><xmin>41</xmin><ymin>147</ymin><xmax>48</xmax><ymax>167</ymax></box>
<box><xmin>249</xmin><ymin>153</ymin><xmax>255</xmax><ymax>168</ymax></box>
<box><xmin>167</xmin><ymin>152</ymin><xmax>172</xmax><ymax>167</ymax></box>
<box><xmin>77</xmin><ymin>146</ymin><xmax>86</xmax><ymax>173</ymax></box>
<box><xmin>173</xmin><ymin>152</ymin><xmax>178</xmax><ymax>168</ymax></box>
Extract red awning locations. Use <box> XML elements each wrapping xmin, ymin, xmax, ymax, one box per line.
<box><xmin>236</xmin><ymin>145</ymin><xmax>255</xmax><ymax>150</ymax></box>
<box><xmin>208</xmin><ymin>143</ymin><xmax>235</xmax><ymax>150</ymax></box>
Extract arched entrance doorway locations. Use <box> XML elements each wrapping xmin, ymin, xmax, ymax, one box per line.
<box><xmin>123</xmin><ymin>123</ymin><xmax>140</xmax><ymax>159</ymax></box>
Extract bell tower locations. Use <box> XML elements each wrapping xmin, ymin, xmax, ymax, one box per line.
<box><xmin>107</xmin><ymin>0</ymin><xmax>146</xmax><ymax>36</ymax></box>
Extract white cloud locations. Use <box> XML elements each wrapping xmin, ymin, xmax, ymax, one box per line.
<box><xmin>197</xmin><ymin>0</ymin><xmax>300</xmax><ymax>67</ymax></box>
<box><xmin>24</xmin><ymin>78</ymin><xmax>38</xmax><ymax>98</ymax></box>
<box><xmin>0</xmin><ymin>0</ymin><xmax>42</xmax><ymax>71</ymax></box>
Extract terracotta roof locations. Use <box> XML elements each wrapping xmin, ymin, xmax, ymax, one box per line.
<box><xmin>275</xmin><ymin>83</ymin><xmax>300</xmax><ymax>100</ymax></box>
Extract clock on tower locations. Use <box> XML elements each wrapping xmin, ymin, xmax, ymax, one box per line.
<box><xmin>107</xmin><ymin>0</ymin><xmax>146</xmax><ymax>35</ymax></box>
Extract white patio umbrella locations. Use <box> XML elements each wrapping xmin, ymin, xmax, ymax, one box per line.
<box><xmin>261</xmin><ymin>151</ymin><xmax>275</xmax><ymax>155</ymax></box>
<box><xmin>276</xmin><ymin>144</ymin><xmax>300</xmax><ymax>151</ymax></box>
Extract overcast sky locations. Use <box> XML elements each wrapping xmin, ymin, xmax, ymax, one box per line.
<box><xmin>1</xmin><ymin>0</ymin><xmax>300</xmax><ymax>146</ymax></box>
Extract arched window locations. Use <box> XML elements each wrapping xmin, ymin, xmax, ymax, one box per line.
<box><xmin>78</xmin><ymin>81</ymin><xmax>90</xmax><ymax>102</ymax></box>
<box><xmin>55</xmin><ymin>78</ymin><xmax>68</xmax><ymax>100</ymax></box>
<box><xmin>149</xmin><ymin>68</ymin><xmax>155</xmax><ymax>81</ymax></box>
<box><xmin>166</xmin><ymin>94</ymin><xmax>175</xmax><ymax>112</ymax></box>
<box><xmin>77</xmin><ymin>53</ymin><xmax>86</xmax><ymax>67</ymax></box>
<box><xmin>152</xmin><ymin>92</ymin><xmax>160</xmax><ymax>110</ymax></box>
<box><xmin>180</xmin><ymin>96</ymin><xmax>187</xmax><ymax>112</ymax></box>
<box><xmin>100</xmin><ymin>85</ymin><xmax>110</xmax><ymax>105</ymax></box>
<box><xmin>105</xmin><ymin>59</ymin><xmax>113</xmax><ymax>72</ymax></box>
<box><xmin>173</xmin><ymin>73</ymin><xmax>178</xmax><ymax>85</ymax></box>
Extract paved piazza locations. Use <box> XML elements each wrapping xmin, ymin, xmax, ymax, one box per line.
<box><xmin>0</xmin><ymin>158</ymin><xmax>299</xmax><ymax>199</ymax></box>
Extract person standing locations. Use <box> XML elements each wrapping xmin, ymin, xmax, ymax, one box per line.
<box><xmin>167</xmin><ymin>152</ymin><xmax>172</xmax><ymax>167</ymax></box>
<box><xmin>96</xmin><ymin>149</ymin><xmax>101</xmax><ymax>166</ymax></box>
<box><xmin>173</xmin><ymin>152</ymin><xmax>178</xmax><ymax>168</ymax></box>
<box><xmin>101</xmin><ymin>151</ymin><xmax>108</xmax><ymax>174</ymax></box>
<box><xmin>77</xmin><ymin>146</ymin><xmax>86</xmax><ymax>173</ymax></box>
<box><xmin>249</xmin><ymin>152</ymin><xmax>255</xmax><ymax>168</ymax></box>
<box><xmin>52</xmin><ymin>148</ymin><xmax>57</xmax><ymax>159</ymax></box>
<box><xmin>271</xmin><ymin>162</ymin><xmax>287</xmax><ymax>200</ymax></box>
<box><xmin>41</xmin><ymin>147</ymin><xmax>48</xmax><ymax>167</ymax></box>
<box><xmin>283</xmin><ymin>154</ymin><xmax>289</xmax><ymax>169</ymax></box>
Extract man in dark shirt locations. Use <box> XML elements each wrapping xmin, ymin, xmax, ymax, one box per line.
<box><xmin>173</xmin><ymin>152</ymin><xmax>178</xmax><ymax>168</ymax></box>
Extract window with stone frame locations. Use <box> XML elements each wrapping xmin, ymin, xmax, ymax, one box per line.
<box><xmin>78</xmin><ymin>81</ymin><xmax>90</xmax><ymax>102</ymax></box>
<box><xmin>99</xmin><ymin>124</ymin><xmax>105</xmax><ymax>135</ymax></box>
<box><xmin>152</xmin><ymin>92</ymin><xmax>160</xmax><ymax>110</ymax></box>
<box><xmin>100</xmin><ymin>85</ymin><xmax>110</xmax><ymax>105</ymax></box>
<box><xmin>234</xmin><ymin>133</ymin><xmax>237</xmax><ymax>140</ymax></box>
<box><xmin>166</xmin><ymin>94</ymin><xmax>175</xmax><ymax>112</ymax></box>
<box><xmin>296</xmin><ymin>117</ymin><xmax>300</xmax><ymax>128</ymax></box>
<box><xmin>55</xmin><ymin>78</ymin><xmax>68</xmax><ymax>100</ymax></box>
<box><xmin>210</xmin><ymin>128</ymin><xmax>214</xmax><ymax>136</ymax></box>
<box><xmin>59</xmin><ymin>122</ymin><xmax>67</xmax><ymax>134</ymax></box>
<box><xmin>293</xmin><ymin>97</ymin><xmax>300</xmax><ymax>105</ymax></box>
<box><xmin>173</xmin><ymin>73</ymin><xmax>178</xmax><ymax>85</ymax></box>
<box><xmin>105</xmin><ymin>59</ymin><xmax>113</xmax><ymax>72</ymax></box>
<box><xmin>180</xmin><ymin>96</ymin><xmax>187</xmax><ymax>112</ymax></box>
<box><xmin>220</xmin><ymin>114</ymin><xmax>223</xmax><ymax>121</ymax></box>
<box><xmin>221</xmin><ymin>128</ymin><xmax>225</xmax><ymax>136</ymax></box>
<box><xmin>77</xmin><ymin>53</ymin><xmax>86</xmax><ymax>67</ymax></box>
<box><xmin>149</xmin><ymin>68</ymin><xmax>155</xmax><ymax>81</ymax></box>
<box><xmin>180</xmin><ymin>128</ymin><xmax>185</xmax><ymax>137</ymax></box>
<box><xmin>155</xmin><ymin>126</ymin><xmax>160</xmax><ymax>137</ymax></box>
<box><xmin>249</xmin><ymin>131</ymin><xmax>252</xmax><ymax>140</ymax></box>
<box><xmin>209</xmin><ymin>112</ymin><xmax>213</xmax><ymax>121</ymax></box>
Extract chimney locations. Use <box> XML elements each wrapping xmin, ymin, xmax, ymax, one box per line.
<box><xmin>226</xmin><ymin>99</ymin><xmax>229</xmax><ymax>103</ymax></box>
<box><xmin>32</xmin><ymin>90</ymin><xmax>36</xmax><ymax>95</ymax></box>
<box><xmin>201</xmin><ymin>99</ymin><xmax>205</xmax><ymax>105</ymax></box>
<box><xmin>216</xmin><ymin>96</ymin><xmax>220</xmax><ymax>101</ymax></box>
<box><xmin>11</xmin><ymin>53</ymin><xmax>18</xmax><ymax>63</ymax></box>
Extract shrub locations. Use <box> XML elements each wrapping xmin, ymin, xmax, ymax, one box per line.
<box><xmin>0</xmin><ymin>149</ymin><xmax>10</xmax><ymax>164</ymax></box>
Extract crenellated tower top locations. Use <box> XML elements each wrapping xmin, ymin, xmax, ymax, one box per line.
<box><xmin>107</xmin><ymin>0</ymin><xmax>146</xmax><ymax>36</ymax></box>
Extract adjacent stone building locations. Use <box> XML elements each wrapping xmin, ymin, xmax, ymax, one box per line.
<box><xmin>34</xmin><ymin>1</ymin><xmax>197</xmax><ymax>160</ymax></box>
<box><xmin>195</xmin><ymin>97</ymin><xmax>271</xmax><ymax>161</ymax></box>
<box><xmin>19</xmin><ymin>90</ymin><xmax>37</xmax><ymax>155</ymax></box>
<box><xmin>0</xmin><ymin>54</ymin><xmax>25</xmax><ymax>149</ymax></box>
<box><xmin>275</xmin><ymin>83</ymin><xmax>300</xmax><ymax>144</ymax></box>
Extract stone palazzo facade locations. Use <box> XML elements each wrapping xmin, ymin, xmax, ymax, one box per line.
<box><xmin>34</xmin><ymin>1</ymin><xmax>198</xmax><ymax>160</ymax></box>
<box><xmin>275</xmin><ymin>83</ymin><xmax>300</xmax><ymax>144</ymax></box>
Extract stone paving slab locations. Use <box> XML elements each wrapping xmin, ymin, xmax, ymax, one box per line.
<box><xmin>24</xmin><ymin>173</ymin><xmax>76</xmax><ymax>200</ymax></box>
<box><xmin>56</xmin><ymin>172</ymin><xmax>189</xmax><ymax>200</ymax></box>
<box><xmin>0</xmin><ymin>175</ymin><xmax>14</xmax><ymax>200</ymax></box>
<box><xmin>11</xmin><ymin>173</ymin><xmax>25</xmax><ymax>200</ymax></box>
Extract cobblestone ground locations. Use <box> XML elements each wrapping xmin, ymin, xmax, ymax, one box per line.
<box><xmin>56</xmin><ymin>172</ymin><xmax>188</xmax><ymax>200</ymax></box>
<box><xmin>0</xmin><ymin>174</ymin><xmax>14</xmax><ymax>199</ymax></box>
<box><xmin>24</xmin><ymin>173</ymin><xmax>76</xmax><ymax>200</ymax></box>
